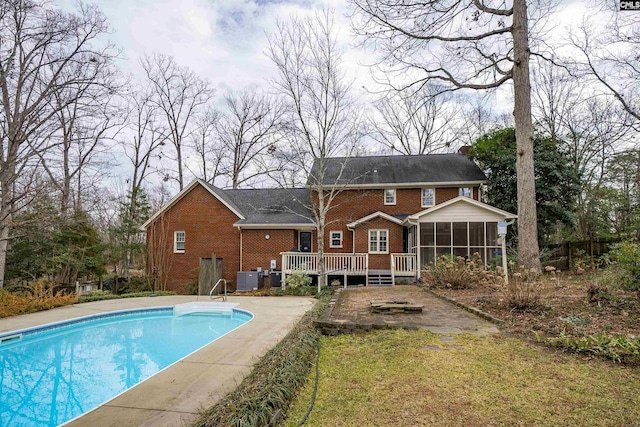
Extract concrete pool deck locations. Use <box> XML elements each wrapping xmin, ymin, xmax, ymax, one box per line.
<box><xmin>0</xmin><ymin>295</ymin><xmax>316</xmax><ymax>427</ymax></box>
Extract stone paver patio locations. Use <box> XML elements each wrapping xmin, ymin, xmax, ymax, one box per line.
<box><xmin>329</xmin><ymin>285</ymin><xmax>499</xmax><ymax>334</ymax></box>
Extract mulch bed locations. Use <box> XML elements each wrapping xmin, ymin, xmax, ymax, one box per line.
<box><xmin>430</xmin><ymin>271</ymin><xmax>640</xmax><ymax>339</ymax></box>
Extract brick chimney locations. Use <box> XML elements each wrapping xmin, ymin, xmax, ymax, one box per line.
<box><xmin>458</xmin><ymin>145</ymin><xmax>471</xmax><ymax>155</ymax></box>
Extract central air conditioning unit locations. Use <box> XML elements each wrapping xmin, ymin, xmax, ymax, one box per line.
<box><xmin>270</xmin><ymin>271</ymin><xmax>282</xmax><ymax>287</ymax></box>
<box><xmin>236</xmin><ymin>272</ymin><xmax>259</xmax><ymax>291</ymax></box>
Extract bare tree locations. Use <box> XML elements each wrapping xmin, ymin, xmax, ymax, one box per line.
<box><xmin>189</xmin><ymin>107</ymin><xmax>224</xmax><ymax>185</ymax></box>
<box><xmin>114</xmin><ymin>89</ymin><xmax>166</xmax><ymax>277</ymax></box>
<box><xmin>351</xmin><ymin>0</ymin><xmax>550</xmax><ymax>270</ymax></box>
<box><xmin>140</xmin><ymin>53</ymin><xmax>215</xmax><ymax>190</ymax></box>
<box><xmin>569</xmin><ymin>9</ymin><xmax>640</xmax><ymax>124</ymax></box>
<box><xmin>370</xmin><ymin>86</ymin><xmax>462</xmax><ymax>154</ymax></box>
<box><xmin>0</xmin><ymin>0</ymin><xmax>116</xmax><ymax>288</ymax></box>
<box><xmin>37</xmin><ymin>81</ymin><xmax>123</xmax><ymax>216</ymax></box>
<box><xmin>531</xmin><ymin>60</ymin><xmax>635</xmax><ymax>239</ymax></box>
<box><xmin>457</xmin><ymin>94</ymin><xmax>510</xmax><ymax>147</ymax></box>
<box><xmin>217</xmin><ymin>87</ymin><xmax>284</xmax><ymax>188</ymax></box>
<box><xmin>146</xmin><ymin>212</ymin><xmax>173</xmax><ymax>291</ymax></box>
<box><xmin>121</xmin><ymin>91</ymin><xmax>164</xmax><ymax>201</ymax></box>
<box><xmin>267</xmin><ymin>10</ymin><xmax>363</xmax><ymax>291</ymax></box>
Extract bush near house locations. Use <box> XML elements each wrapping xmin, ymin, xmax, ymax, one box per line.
<box><xmin>602</xmin><ymin>240</ymin><xmax>640</xmax><ymax>292</ymax></box>
<box><xmin>422</xmin><ymin>253</ymin><xmax>500</xmax><ymax>289</ymax></box>
<box><xmin>283</xmin><ymin>269</ymin><xmax>312</xmax><ymax>289</ymax></box>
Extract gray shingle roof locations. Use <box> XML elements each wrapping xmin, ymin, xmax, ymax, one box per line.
<box><xmin>307</xmin><ymin>153</ymin><xmax>486</xmax><ymax>186</ymax></box>
<box><xmin>200</xmin><ymin>182</ymin><xmax>245</xmax><ymax>218</ymax></box>
<box><xmin>220</xmin><ymin>187</ymin><xmax>314</xmax><ymax>225</ymax></box>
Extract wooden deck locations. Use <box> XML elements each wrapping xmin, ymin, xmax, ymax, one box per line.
<box><xmin>280</xmin><ymin>252</ymin><xmax>417</xmax><ymax>288</ymax></box>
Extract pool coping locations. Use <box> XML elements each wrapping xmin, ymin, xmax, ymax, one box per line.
<box><xmin>0</xmin><ymin>307</ymin><xmax>172</xmax><ymax>343</ymax></box>
<box><xmin>0</xmin><ymin>295</ymin><xmax>316</xmax><ymax>427</ymax></box>
<box><xmin>58</xmin><ymin>306</ymin><xmax>255</xmax><ymax>427</ymax></box>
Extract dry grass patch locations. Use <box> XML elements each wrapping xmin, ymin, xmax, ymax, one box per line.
<box><xmin>284</xmin><ymin>330</ymin><xmax>640</xmax><ymax>427</ymax></box>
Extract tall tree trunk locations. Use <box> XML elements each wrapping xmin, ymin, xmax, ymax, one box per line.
<box><xmin>512</xmin><ymin>0</ymin><xmax>541</xmax><ymax>271</ymax></box>
<box><xmin>0</xmin><ymin>153</ymin><xmax>16</xmax><ymax>289</ymax></box>
<box><xmin>61</xmin><ymin>137</ymin><xmax>71</xmax><ymax>217</ymax></box>
<box><xmin>0</xmin><ymin>219</ymin><xmax>9</xmax><ymax>289</ymax></box>
<box><xmin>317</xmin><ymin>187</ymin><xmax>326</xmax><ymax>293</ymax></box>
<box><xmin>176</xmin><ymin>143</ymin><xmax>184</xmax><ymax>191</ymax></box>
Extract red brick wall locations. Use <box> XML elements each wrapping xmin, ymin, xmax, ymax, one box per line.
<box><xmin>436</xmin><ymin>187</ymin><xmax>459</xmax><ymax>204</ymax></box>
<box><xmin>146</xmin><ymin>184</ymin><xmax>240</xmax><ymax>293</ymax></box>
<box><xmin>352</xmin><ymin>217</ymin><xmax>404</xmax><ymax>269</ymax></box>
<box><xmin>321</xmin><ymin>187</ymin><xmax>477</xmax><ymax>256</ymax></box>
<box><xmin>242</xmin><ymin>229</ymin><xmax>297</xmax><ymax>271</ymax></box>
<box><xmin>147</xmin><ymin>184</ymin><xmax>480</xmax><ymax>291</ymax></box>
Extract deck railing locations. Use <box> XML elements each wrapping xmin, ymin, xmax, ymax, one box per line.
<box><xmin>323</xmin><ymin>253</ymin><xmax>368</xmax><ymax>274</ymax></box>
<box><xmin>281</xmin><ymin>252</ymin><xmax>319</xmax><ymax>273</ymax></box>
<box><xmin>281</xmin><ymin>252</ymin><xmax>368</xmax><ymax>275</ymax></box>
<box><xmin>391</xmin><ymin>253</ymin><xmax>418</xmax><ymax>282</ymax></box>
<box><xmin>280</xmin><ymin>252</ymin><xmax>417</xmax><ymax>287</ymax></box>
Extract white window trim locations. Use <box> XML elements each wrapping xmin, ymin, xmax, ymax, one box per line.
<box><xmin>174</xmin><ymin>231</ymin><xmax>185</xmax><ymax>253</ymax></box>
<box><xmin>421</xmin><ymin>188</ymin><xmax>435</xmax><ymax>208</ymax></box>
<box><xmin>384</xmin><ymin>188</ymin><xmax>396</xmax><ymax>205</ymax></box>
<box><xmin>459</xmin><ymin>187</ymin><xmax>472</xmax><ymax>198</ymax></box>
<box><xmin>329</xmin><ymin>230</ymin><xmax>343</xmax><ymax>248</ymax></box>
<box><xmin>368</xmin><ymin>229</ymin><xmax>389</xmax><ymax>254</ymax></box>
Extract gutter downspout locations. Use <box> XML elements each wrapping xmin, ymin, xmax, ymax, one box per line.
<box><xmin>346</xmin><ymin>224</ymin><xmax>357</xmax><ymax>286</ymax></box>
<box><xmin>239</xmin><ymin>226</ymin><xmax>243</xmax><ymax>271</ymax></box>
<box><xmin>405</xmin><ymin>219</ymin><xmax>420</xmax><ymax>280</ymax></box>
<box><xmin>346</xmin><ymin>224</ymin><xmax>355</xmax><ymax>254</ymax></box>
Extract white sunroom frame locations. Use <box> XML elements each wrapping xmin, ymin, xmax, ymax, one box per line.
<box><xmin>403</xmin><ymin>196</ymin><xmax>517</xmax><ymax>274</ymax></box>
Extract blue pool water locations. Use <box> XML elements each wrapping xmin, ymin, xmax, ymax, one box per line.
<box><xmin>0</xmin><ymin>306</ymin><xmax>252</xmax><ymax>427</ymax></box>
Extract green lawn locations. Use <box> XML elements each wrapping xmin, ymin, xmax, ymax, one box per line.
<box><xmin>285</xmin><ymin>330</ymin><xmax>640</xmax><ymax>427</ymax></box>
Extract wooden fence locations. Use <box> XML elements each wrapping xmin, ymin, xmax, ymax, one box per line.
<box><xmin>542</xmin><ymin>238</ymin><xmax>620</xmax><ymax>270</ymax></box>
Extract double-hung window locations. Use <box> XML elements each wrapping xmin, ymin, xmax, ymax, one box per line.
<box><xmin>369</xmin><ymin>229</ymin><xmax>388</xmax><ymax>254</ymax></box>
<box><xmin>384</xmin><ymin>189</ymin><xmax>396</xmax><ymax>205</ymax></box>
<box><xmin>422</xmin><ymin>188</ymin><xmax>435</xmax><ymax>207</ymax></box>
<box><xmin>174</xmin><ymin>231</ymin><xmax>185</xmax><ymax>253</ymax></box>
<box><xmin>330</xmin><ymin>231</ymin><xmax>343</xmax><ymax>248</ymax></box>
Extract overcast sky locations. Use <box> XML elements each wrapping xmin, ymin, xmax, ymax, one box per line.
<box><xmin>51</xmin><ymin>0</ymin><xmax>614</xmax><ymax>196</ymax></box>
<box><xmin>53</xmin><ymin>0</ymin><xmax>602</xmax><ymax>109</ymax></box>
<box><xmin>56</xmin><ymin>0</ymin><xmax>361</xmax><ymax>93</ymax></box>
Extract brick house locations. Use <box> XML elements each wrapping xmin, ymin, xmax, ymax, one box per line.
<box><xmin>142</xmin><ymin>153</ymin><xmax>516</xmax><ymax>293</ymax></box>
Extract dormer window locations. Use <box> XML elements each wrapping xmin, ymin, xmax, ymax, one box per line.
<box><xmin>422</xmin><ymin>188</ymin><xmax>435</xmax><ymax>207</ymax></box>
<box><xmin>384</xmin><ymin>189</ymin><xmax>396</xmax><ymax>205</ymax></box>
<box><xmin>459</xmin><ymin>187</ymin><xmax>472</xmax><ymax>198</ymax></box>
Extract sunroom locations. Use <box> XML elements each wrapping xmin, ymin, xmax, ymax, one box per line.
<box><xmin>405</xmin><ymin>196</ymin><xmax>517</xmax><ymax>269</ymax></box>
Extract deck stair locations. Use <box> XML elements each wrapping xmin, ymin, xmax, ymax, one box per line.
<box><xmin>368</xmin><ymin>270</ymin><xmax>393</xmax><ymax>286</ymax></box>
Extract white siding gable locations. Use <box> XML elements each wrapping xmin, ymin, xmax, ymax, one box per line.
<box><xmin>420</xmin><ymin>202</ymin><xmax>508</xmax><ymax>222</ymax></box>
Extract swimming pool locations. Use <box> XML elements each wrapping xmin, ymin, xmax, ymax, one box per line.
<box><xmin>0</xmin><ymin>303</ymin><xmax>253</xmax><ymax>427</ymax></box>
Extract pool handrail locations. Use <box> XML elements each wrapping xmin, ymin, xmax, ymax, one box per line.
<box><xmin>209</xmin><ymin>279</ymin><xmax>227</xmax><ymax>301</ymax></box>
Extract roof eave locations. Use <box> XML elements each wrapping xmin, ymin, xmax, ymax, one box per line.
<box><xmin>408</xmin><ymin>196</ymin><xmax>518</xmax><ymax>221</ymax></box>
<box><xmin>234</xmin><ymin>223</ymin><xmax>317</xmax><ymax>229</ymax></box>
<box><xmin>309</xmin><ymin>180</ymin><xmax>486</xmax><ymax>190</ymax></box>
<box><xmin>346</xmin><ymin>211</ymin><xmax>404</xmax><ymax>228</ymax></box>
<box><xmin>140</xmin><ymin>179</ymin><xmax>245</xmax><ymax>230</ymax></box>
